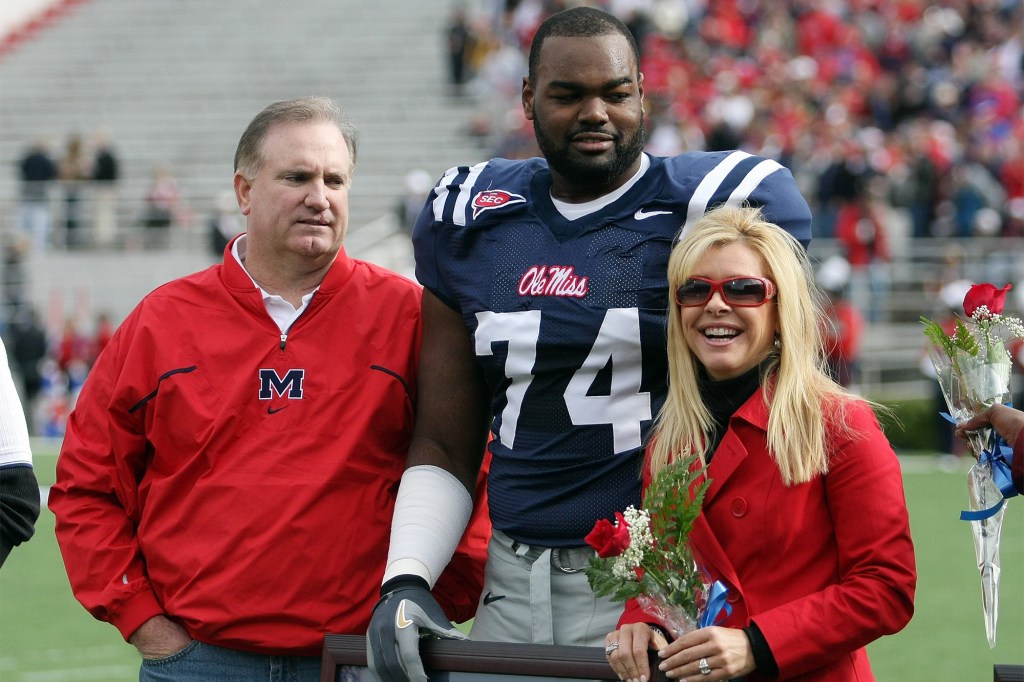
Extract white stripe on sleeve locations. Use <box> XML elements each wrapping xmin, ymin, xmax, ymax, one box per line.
<box><xmin>430</xmin><ymin>166</ymin><xmax>463</xmax><ymax>223</ymax></box>
<box><xmin>727</xmin><ymin>158</ymin><xmax>784</xmax><ymax>205</ymax></box>
<box><xmin>451</xmin><ymin>161</ymin><xmax>488</xmax><ymax>227</ymax></box>
<box><xmin>681</xmin><ymin>151</ymin><xmax>753</xmax><ymax>234</ymax></box>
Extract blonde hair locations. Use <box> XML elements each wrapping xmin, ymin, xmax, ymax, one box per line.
<box><xmin>649</xmin><ymin>205</ymin><xmax>858</xmax><ymax>485</ymax></box>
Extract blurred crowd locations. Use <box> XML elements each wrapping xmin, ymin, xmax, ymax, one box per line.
<box><xmin>3</xmin><ymin>305</ymin><xmax>113</xmax><ymax>438</ymax></box>
<box><xmin>14</xmin><ymin>132</ymin><xmax>196</xmax><ymax>253</ymax></box>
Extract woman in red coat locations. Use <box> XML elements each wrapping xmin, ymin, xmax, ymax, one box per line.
<box><xmin>605</xmin><ymin>206</ymin><xmax>916</xmax><ymax>681</ymax></box>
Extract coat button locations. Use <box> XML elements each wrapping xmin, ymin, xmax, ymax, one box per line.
<box><xmin>726</xmin><ymin>589</ymin><xmax>740</xmax><ymax>604</ymax></box>
<box><xmin>730</xmin><ymin>497</ymin><xmax>747</xmax><ymax>517</ymax></box>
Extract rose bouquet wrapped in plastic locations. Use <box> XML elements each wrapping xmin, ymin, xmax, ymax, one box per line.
<box><xmin>584</xmin><ymin>453</ymin><xmax>729</xmax><ymax>637</ymax></box>
<box><xmin>921</xmin><ymin>282</ymin><xmax>1024</xmax><ymax>647</ymax></box>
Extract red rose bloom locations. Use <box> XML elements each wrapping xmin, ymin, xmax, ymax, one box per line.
<box><xmin>585</xmin><ymin>511</ymin><xmax>631</xmax><ymax>558</ymax></box>
<box><xmin>964</xmin><ymin>283</ymin><xmax>1012</xmax><ymax>317</ymax></box>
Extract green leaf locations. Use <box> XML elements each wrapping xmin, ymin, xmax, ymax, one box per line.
<box><xmin>951</xmin><ymin>319</ymin><xmax>979</xmax><ymax>356</ymax></box>
<box><xmin>586</xmin><ymin>556</ymin><xmax>642</xmax><ymax>602</ymax></box>
<box><xmin>920</xmin><ymin>317</ymin><xmax>954</xmax><ymax>357</ymax></box>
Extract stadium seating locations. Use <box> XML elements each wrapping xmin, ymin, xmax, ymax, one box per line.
<box><xmin>0</xmin><ymin>0</ymin><xmax>486</xmax><ymax>274</ymax></box>
<box><xmin>2</xmin><ymin>0</ymin><xmax>1021</xmax><ymax>402</ymax></box>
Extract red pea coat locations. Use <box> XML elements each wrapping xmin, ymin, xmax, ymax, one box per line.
<box><xmin>622</xmin><ymin>390</ymin><xmax>916</xmax><ymax>680</ymax></box>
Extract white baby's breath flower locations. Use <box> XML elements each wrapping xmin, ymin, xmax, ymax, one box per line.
<box><xmin>1003</xmin><ymin>317</ymin><xmax>1024</xmax><ymax>338</ymax></box>
<box><xmin>611</xmin><ymin>555</ymin><xmax>635</xmax><ymax>580</ymax></box>
<box><xmin>971</xmin><ymin>305</ymin><xmax>993</xmax><ymax>322</ymax></box>
<box><xmin>623</xmin><ymin>506</ymin><xmax>653</xmax><ymax>549</ymax></box>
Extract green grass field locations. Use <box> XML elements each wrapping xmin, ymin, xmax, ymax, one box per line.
<box><xmin>1</xmin><ymin>444</ymin><xmax>1021</xmax><ymax>681</ymax></box>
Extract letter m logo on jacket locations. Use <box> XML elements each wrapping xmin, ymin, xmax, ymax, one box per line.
<box><xmin>259</xmin><ymin>369</ymin><xmax>305</xmax><ymax>399</ymax></box>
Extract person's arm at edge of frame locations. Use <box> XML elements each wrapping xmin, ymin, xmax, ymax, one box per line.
<box><xmin>0</xmin><ymin>465</ymin><xmax>39</xmax><ymax>567</ymax></box>
<box><xmin>366</xmin><ymin>288</ymin><xmax>492</xmax><ymax>682</ymax></box>
<box><xmin>0</xmin><ymin>336</ymin><xmax>40</xmax><ymax>568</ymax></box>
<box><xmin>956</xmin><ymin>403</ymin><xmax>1024</xmax><ymax>494</ymax></box>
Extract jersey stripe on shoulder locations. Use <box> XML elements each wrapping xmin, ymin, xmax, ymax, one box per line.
<box><xmin>431</xmin><ymin>166</ymin><xmax>465</xmax><ymax>224</ymax></box>
<box><xmin>682</xmin><ymin>151</ymin><xmax>751</xmax><ymax>232</ymax></box>
<box><xmin>452</xmin><ymin>161</ymin><xmax>487</xmax><ymax>226</ymax></box>
<box><xmin>727</xmin><ymin>158</ymin><xmax>784</xmax><ymax>206</ymax></box>
<box><xmin>431</xmin><ymin>161</ymin><xmax>488</xmax><ymax>227</ymax></box>
<box><xmin>681</xmin><ymin>151</ymin><xmax>783</xmax><ymax>234</ymax></box>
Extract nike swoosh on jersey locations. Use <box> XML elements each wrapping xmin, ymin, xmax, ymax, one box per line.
<box><xmin>396</xmin><ymin>600</ymin><xmax>414</xmax><ymax>629</ymax></box>
<box><xmin>634</xmin><ymin>208</ymin><xmax>673</xmax><ymax>220</ymax></box>
<box><xmin>267</xmin><ymin>405</ymin><xmax>288</xmax><ymax>414</ymax></box>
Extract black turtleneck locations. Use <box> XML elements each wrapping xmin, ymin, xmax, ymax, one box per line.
<box><xmin>698</xmin><ymin>362</ymin><xmax>763</xmax><ymax>463</ymax></box>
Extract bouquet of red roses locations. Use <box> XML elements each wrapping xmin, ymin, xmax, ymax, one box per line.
<box><xmin>921</xmin><ymin>282</ymin><xmax>1024</xmax><ymax>647</ymax></box>
<box><xmin>584</xmin><ymin>453</ymin><xmax>719</xmax><ymax>636</ymax></box>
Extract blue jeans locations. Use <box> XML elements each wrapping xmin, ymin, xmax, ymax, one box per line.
<box><xmin>139</xmin><ymin>640</ymin><xmax>325</xmax><ymax>682</ymax></box>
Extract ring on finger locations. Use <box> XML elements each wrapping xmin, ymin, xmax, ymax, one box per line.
<box><xmin>604</xmin><ymin>641</ymin><xmax>619</xmax><ymax>655</ymax></box>
<box><xmin>698</xmin><ymin>657</ymin><xmax>712</xmax><ymax>675</ymax></box>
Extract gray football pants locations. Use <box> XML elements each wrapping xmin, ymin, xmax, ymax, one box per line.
<box><xmin>469</xmin><ymin>529</ymin><xmax>622</xmax><ymax>646</ymax></box>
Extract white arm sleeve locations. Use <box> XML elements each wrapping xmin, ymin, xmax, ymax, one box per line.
<box><xmin>382</xmin><ymin>464</ymin><xmax>474</xmax><ymax>588</ymax></box>
<box><xmin>0</xmin><ymin>338</ymin><xmax>32</xmax><ymax>467</ymax></box>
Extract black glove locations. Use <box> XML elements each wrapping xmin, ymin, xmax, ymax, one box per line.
<box><xmin>366</xmin><ymin>576</ymin><xmax>467</xmax><ymax>682</ymax></box>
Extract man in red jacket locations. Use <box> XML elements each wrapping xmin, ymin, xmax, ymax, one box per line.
<box><xmin>49</xmin><ymin>97</ymin><xmax>489</xmax><ymax>682</ymax></box>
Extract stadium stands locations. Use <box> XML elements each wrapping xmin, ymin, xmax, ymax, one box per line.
<box><xmin>1</xmin><ymin>0</ymin><xmax>1022</xmax><ymax>404</ymax></box>
<box><xmin>0</xmin><ymin>0</ymin><xmax>485</xmax><ymax>300</ymax></box>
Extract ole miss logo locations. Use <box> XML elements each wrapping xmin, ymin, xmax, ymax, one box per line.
<box><xmin>518</xmin><ymin>265</ymin><xmax>589</xmax><ymax>298</ymax></box>
<box><xmin>259</xmin><ymin>369</ymin><xmax>305</xmax><ymax>400</ymax></box>
<box><xmin>472</xmin><ymin>189</ymin><xmax>526</xmax><ymax>219</ymax></box>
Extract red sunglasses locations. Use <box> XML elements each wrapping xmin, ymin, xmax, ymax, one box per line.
<box><xmin>675</xmin><ymin>276</ymin><xmax>777</xmax><ymax>307</ymax></box>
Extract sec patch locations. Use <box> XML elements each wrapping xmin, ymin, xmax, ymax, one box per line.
<box><xmin>472</xmin><ymin>189</ymin><xmax>526</xmax><ymax>219</ymax></box>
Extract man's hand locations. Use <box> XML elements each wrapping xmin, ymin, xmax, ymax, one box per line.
<box><xmin>957</xmin><ymin>403</ymin><xmax>1024</xmax><ymax>446</ymax></box>
<box><xmin>366</xmin><ymin>576</ymin><xmax>467</xmax><ymax>682</ymax></box>
<box><xmin>129</xmin><ymin>615</ymin><xmax>192</xmax><ymax>660</ymax></box>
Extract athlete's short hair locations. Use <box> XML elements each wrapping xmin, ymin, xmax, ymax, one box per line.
<box><xmin>527</xmin><ymin>7</ymin><xmax>640</xmax><ymax>85</ymax></box>
<box><xmin>234</xmin><ymin>96</ymin><xmax>358</xmax><ymax>177</ymax></box>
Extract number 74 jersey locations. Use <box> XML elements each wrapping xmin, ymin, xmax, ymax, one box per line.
<box><xmin>412</xmin><ymin>152</ymin><xmax>812</xmax><ymax>547</ymax></box>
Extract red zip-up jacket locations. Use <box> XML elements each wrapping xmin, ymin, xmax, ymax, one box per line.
<box><xmin>50</xmin><ymin>241</ymin><xmax>489</xmax><ymax>656</ymax></box>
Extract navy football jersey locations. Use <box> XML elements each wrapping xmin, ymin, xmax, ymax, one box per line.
<box><xmin>413</xmin><ymin>151</ymin><xmax>812</xmax><ymax>547</ymax></box>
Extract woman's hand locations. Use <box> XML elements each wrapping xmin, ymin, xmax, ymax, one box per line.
<box><xmin>656</xmin><ymin>626</ymin><xmax>755</xmax><ymax>680</ymax></box>
<box><xmin>605</xmin><ymin>622</ymin><xmax>669</xmax><ymax>682</ymax></box>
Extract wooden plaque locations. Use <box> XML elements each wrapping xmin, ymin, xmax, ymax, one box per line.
<box><xmin>320</xmin><ymin>634</ymin><xmax>670</xmax><ymax>681</ymax></box>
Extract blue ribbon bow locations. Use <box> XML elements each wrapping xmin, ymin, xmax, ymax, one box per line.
<box><xmin>699</xmin><ymin>580</ymin><xmax>733</xmax><ymax>628</ymax></box>
<box><xmin>941</xmin><ymin>411</ymin><xmax>1018</xmax><ymax>521</ymax></box>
